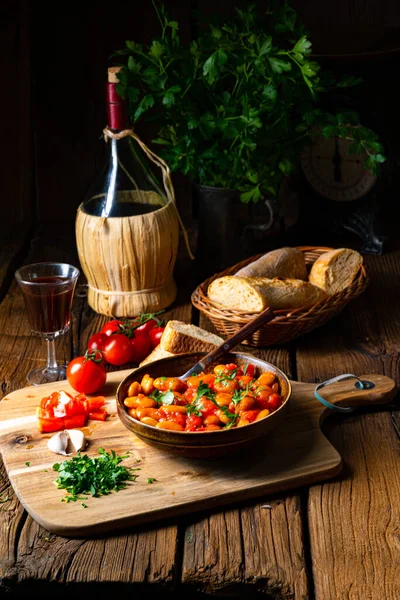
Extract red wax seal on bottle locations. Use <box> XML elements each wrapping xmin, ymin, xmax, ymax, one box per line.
<box><xmin>106</xmin><ymin>67</ymin><xmax>128</xmax><ymax>131</ymax></box>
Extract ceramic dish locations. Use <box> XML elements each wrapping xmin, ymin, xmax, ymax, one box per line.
<box><xmin>116</xmin><ymin>352</ymin><xmax>291</xmax><ymax>458</ymax></box>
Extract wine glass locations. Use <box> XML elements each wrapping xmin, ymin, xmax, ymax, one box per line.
<box><xmin>15</xmin><ymin>262</ymin><xmax>80</xmax><ymax>385</ymax></box>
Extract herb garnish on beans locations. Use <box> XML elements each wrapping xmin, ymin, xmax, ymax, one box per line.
<box><xmin>123</xmin><ymin>363</ymin><xmax>283</xmax><ymax>432</ymax></box>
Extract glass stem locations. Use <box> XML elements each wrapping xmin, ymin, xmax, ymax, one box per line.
<box><xmin>46</xmin><ymin>338</ymin><xmax>58</xmax><ymax>371</ymax></box>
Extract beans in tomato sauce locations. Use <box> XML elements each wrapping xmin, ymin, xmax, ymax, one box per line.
<box><xmin>123</xmin><ymin>362</ymin><xmax>284</xmax><ymax>432</ymax></box>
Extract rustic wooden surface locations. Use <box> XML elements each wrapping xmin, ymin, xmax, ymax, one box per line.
<box><xmin>2</xmin><ymin>371</ymin><xmax>394</xmax><ymax>537</ymax></box>
<box><xmin>0</xmin><ymin>230</ymin><xmax>399</xmax><ymax>599</ymax></box>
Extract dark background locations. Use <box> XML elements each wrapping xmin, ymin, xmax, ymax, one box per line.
<box><xmin>2</xmin><ymin>0</ymin><xmax>400</xmax><ymax>249</ymax></box>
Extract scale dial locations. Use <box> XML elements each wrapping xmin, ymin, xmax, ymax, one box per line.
<box><xmin>301</xmin><ymin>133</ymin><xmax>377</xmax><ymax>202</ymax></box>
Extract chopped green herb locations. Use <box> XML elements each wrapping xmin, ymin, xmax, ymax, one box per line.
<box><xmin>25</xmin><ymin>462</ymin><xmax>30</xmax><ymax>467</ymax></box>
<box><xmin>186</xmin><ymin>382</ymin><xmax>238</xmax><ymax>426</ymax></box>
<box><xmin>53</xmin><ymin>448</ymin><xmax>137</xmax><ymax>504</ymax></box>
<box><xmin>159</xmin><ymin>376</ymin><xmax>167</xmax><ymax>382</ymax></box>
<box><xmin>231</xmin><ymin>389</ymin><xmax>243</xmax><ymax>406</ymax></box>
<box><xmin>82</xmin><ymin>503</ymin><xmax>88</xmax><ymax>508</ymax></box>
<box><xmin>215</xmin><ymin>369</ymin><xmax>239</xmax><ymax>384</ymax></box>
<box><xmin>136</xmin><ymin>459</ymin><xmax>141</xmax><ymax>463</ymax></box>
<box><xmin>42</xmin><ymin>469</ymin><xmax>48</xmax><ymax>472</ymax></box>
<box><xmin>147</xmin><ymin>478</ymin><xmax>157</xmax><ymax>484</ymax></box>
<box><xmin>150</xmin><ymin>389</ymin><xmax>175</xmax><ymax>405</ymax></box>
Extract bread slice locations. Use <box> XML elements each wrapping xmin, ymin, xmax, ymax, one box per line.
<box><xmin>309</xmin><ymin>248</ymin><xmax>363</xmax><ymax>295</ymax></box>
<box><xmin>139</xmin><ymin>345</ymin><xmax>174</xmax><ymax>367</ymax></box>
<box><xmin>139</xmin><ymin>321</ymin><xmax>224</xmax><ymax>367</ymax></box>
<box><xmin>160</xmin><ymin>320</ymin><xmax>223</xmax><ymax>354</ymax></box>
<box><xmin>207</xmin><ymin>276</ymin><xmax>323</xmax><ymax>312</ymax></box>
<box><xmin>235</xmin><ymin>247</ymin><xmax>308</xmax><ymax>280</ymax></box>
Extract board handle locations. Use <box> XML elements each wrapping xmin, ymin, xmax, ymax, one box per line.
<box><xmin>314</xmin><ymin>373</ymin><xmax>397</xmax><ymax>413</ymax></box>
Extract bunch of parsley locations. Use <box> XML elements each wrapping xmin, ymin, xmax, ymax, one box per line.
<box><xmin>114</xmin><ymin>1</ymin><xmax>385</xmax><ymax>203</ymax></box>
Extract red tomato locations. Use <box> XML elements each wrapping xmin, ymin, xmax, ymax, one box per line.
<box><xmin>186</xmin><ymin>415</ymin><xmax>203</xmax><ymax>431</ymax></box>
<box><xmin>37</xmin><ymin>416</ymin><xmax>64</xmax><ymax>433</ymax></box>
<box><xmin>184</xmin><ymin>387</ymin><xmax>197</xmax><ymax>403</ymax></box>
<box><xmin>267</xmin><ymin>393</ymin><xmax>282</xmax><ymax>411</ymax></box>
<box><xmin>101</xmin><ymin>319</ymin><xmax>123</xmax><ymax>336</ymax></box>
<box><xmin>149</xmin><ymin>326</ymin><xmax>165</xmax><ymax>349</ymax></box>
<box><xmin>240</xmin><ymin>410</ymin><xmax>259</xmax><ymax>423</ymax></box>
<box><xmin>199</xmin><ymin>398</ymin><xmax>216</xmax><ymax>417</ymax></box>
<box><xmin>89</xmin><ymin>407</ymin><xmax>108</xmax><ymax>421</ymax></box>
<box><xmin>243</xmin><ymin>364</ymin><xmax>255</xmax><ymax>378</ymax></box>
<box><xmin>102</xmin><ymin>334</ymin><xmax>133</xmax><ymax>366</ymax></box>
<box><xmin>64</xmin><ymin>414</ymin><xmax>86</xmax><ymax>429</ymax></box>
<box><xmin>84</xmin><ymin>396</ymin><xmax>106</xmax><ymax>411</ymax></box>
<box><xmin>67</xmin><ymin>351</ymin><xmax>107</xmax><ymax>393</ymax></box>
<box><xmin>133</xmin><ymin>318</ymin><xmax>159</xmax><ymax>337</ymax></box>
<box><xmin>88</xmin><ymin>332</ymin><xmax>109</xmax><ymax>357</ymax></box>
<box><xmin>130</xmin><ymin>333</ymin><xmax>151</xmax><ymax>363</ymax></box>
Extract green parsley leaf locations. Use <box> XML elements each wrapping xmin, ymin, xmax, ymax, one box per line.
<box><xmin>25</xmin><ymin>462</ymin><xmax>30</xmax><ymax>467</ymax></box>
<box><xmin>147</xmin><ymin>478</ymin><xmax>157</xmax><ymax>484</ymax></box>
<box><xmin>53</xmin><ymin>449</ymin><xmax>137</xmax><ymax>504</ymax></box>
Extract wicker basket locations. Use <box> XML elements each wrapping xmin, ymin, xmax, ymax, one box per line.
<box><xmin>191</xmin><ymin>246</ymin><xmax>369</xmax><ymax>347</ymax></box>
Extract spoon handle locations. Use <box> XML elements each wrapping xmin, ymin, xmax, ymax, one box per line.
<box><xmin>183</xmin><ymin>306</ymin><xmax>275</xmax><ymax>377</ymax></box>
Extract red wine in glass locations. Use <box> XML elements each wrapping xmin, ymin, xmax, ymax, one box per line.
<box><xmin>22</xmin><ymin>276</ymin><xmax>75</xmax><ymax>335</ymax></box>
<box><xmin>15</xmin><ymin>263</ymin><xmax>80</xmax><ymax>385</ymax></box>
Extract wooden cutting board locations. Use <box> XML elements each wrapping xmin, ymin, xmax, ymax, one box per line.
<box><xmin>0</xmin><ymin>370</ymin><xmax>396</xmax><ymax>537</ymax></box>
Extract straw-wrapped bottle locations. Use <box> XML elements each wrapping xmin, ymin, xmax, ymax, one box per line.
<box><xmin>76</xmin><ymin>67</ymin><xmax>191</xmax><ymax>317</ymax></box>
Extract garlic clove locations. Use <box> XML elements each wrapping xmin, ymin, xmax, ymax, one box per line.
<box><xmin>65</xmin><ymin>429</ymin><xmax>87</xmax><ymax>452</ymax></box>
<box><xmin>47</xmin><ymin>431</ymin><xmax>71</xmax><ymax>456</ymax></box>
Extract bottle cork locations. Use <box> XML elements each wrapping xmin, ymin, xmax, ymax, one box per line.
<box><xmin>108</xmin><ymin>66</ymin><xmax>122</xmax><ymax>83</ymax></box>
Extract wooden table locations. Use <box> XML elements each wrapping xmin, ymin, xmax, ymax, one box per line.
<box><xmin>1</xmin><ymin>226</ymin><xmax>399</xmax><ymax>600</ymax></box>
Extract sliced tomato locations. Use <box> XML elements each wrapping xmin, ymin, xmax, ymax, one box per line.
<box><xmin>85</xmin><ymin>396</ymin><xmax>105</xmax><ymax>411</ymax></box>
<box><xmin>40</xmin><ymin>391</ymin><xmax>69</xmax><ymax>410</ymax></box>
<box><xmin>88</xmin><ymin>407</ymin><xmax>108</xmax><ymax>421</ymax></box>
<box><xmin>62</xmin><ymin>397</ymin><xmax>86</xmax><ymax>417</ymax></box>
<box><xmin>242</xmin><ymin>364</ymin><xmax>255</xmax><ymax>378</ymax></box>
<box><xmin>64</xmin><ymin>414</ymin><xmax>86</xmax><ymax>429</ymax></box>
<box><xmin>36</xmin><ymin>406</ymin><xmax>55</xmax><ymax>419</ymax></box>
<box><xmin>240</xmin><ymin>410</ymin><xmax>259</xmax><ymax>423</ymax></box>
<box><xmin>199</xmin><ymin>398</ymin><xmax>216</xmax><ymax>417</ymax></box>
<box><xmin>267</xmin><ymin>394</ymin><xmax>282</xmax><ymax>411</ymax></box>
<box><xmin>37</xmin><ymin>416</ymin><xmax>64</xmax><ymax>433</ymax></box>
<box><xmin>185</xmin><ymin>415</ymin><xmax>203</xmax><ymax>431</ymax></box>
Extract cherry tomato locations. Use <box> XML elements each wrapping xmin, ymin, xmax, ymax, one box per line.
<box><xmin>130</xmin><ymin>333</ymin><xmax>151</xmax><ymax>363</ymax></box>
<box><xmin>88</xmin><ymin>332</ymin><xmax>109</xmax><ymax>357</ymax></box>
<box><xmin>101</xmin><ymin>319</ymin><xmax>123</xmax><ymax>336</ymax></box>
<box><xmin>67</xmin><ymin>351</ymin><xmax>107</xmax><ymax>394</ymax></box>
<box><xmin>130</xmin><ymin>312</ymin><xmax>163</xmax><ymax>337</ymax></box>
<box><xmin>149</xmin><ymin>326</ymin><xmax>165</xmax><ymax>349</ymax></box>
<box><xmin>102</xmin><ymin>334</ymin><xmax>133</xmax><ymax>366</ymax></box>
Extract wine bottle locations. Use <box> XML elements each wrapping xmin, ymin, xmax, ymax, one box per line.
<box><xmin>81</xmin><ymin>67</ymin><xmax>167</xmax><ymax>218</ymax></box>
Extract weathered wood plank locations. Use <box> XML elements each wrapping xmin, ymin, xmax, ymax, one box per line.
<box><xmin>0</xmin><ymin>230</ymin><xmax>191</xmax><ymax>592</ymax></box>
<box><xmin>181</xmin><ymin>314</ymin><xmax>310</xmax><ymax>599</ymax></box>
<box><xmin>295</xmin><ymin>250</ymin><xmax>400</xmax><ymax>600</ymax></box>
<box><xmin>308</xmin><ymin>412</ymin><xmax>400</xmax><ymax>600</ymax></box>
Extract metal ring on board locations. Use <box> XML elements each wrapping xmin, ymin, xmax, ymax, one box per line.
<box><xmin>314</xmin><ymin>373</ymin><xmax>375</xmax><ymax>413</ymax></box>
